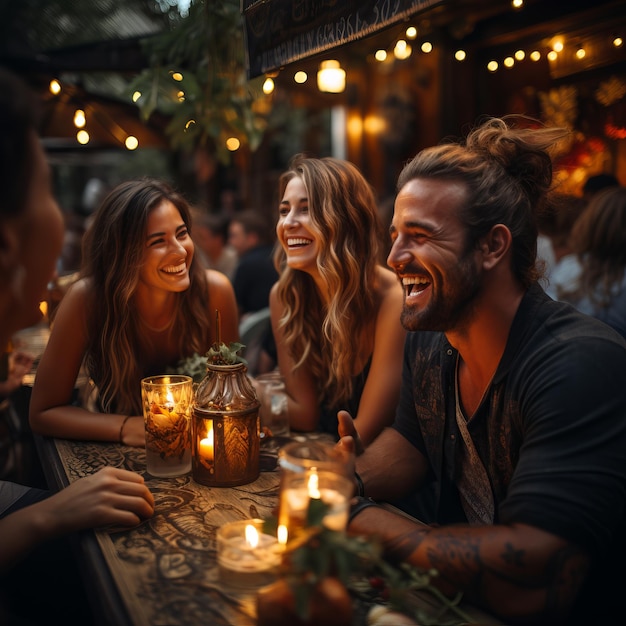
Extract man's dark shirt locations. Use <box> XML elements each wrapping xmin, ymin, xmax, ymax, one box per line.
<box><xmin>393</xmin><ymin>283</ymin><xmax>626</xmax><ymax>624</ymax></box>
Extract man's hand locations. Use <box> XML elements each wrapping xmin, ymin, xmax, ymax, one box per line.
<box><xmin>337</xmin><ymin>410</ymin><xmax>364</xmax><ymax>456</ymax></box>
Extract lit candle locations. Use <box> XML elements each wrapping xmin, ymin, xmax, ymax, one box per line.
<box><xmin>199</xmin><ymin>422</ymin><xmax>214</xmax><ymax>462</ymax></box>
<box><xmin>217</xmin><ymin>520</ymin><xmax>282</xmax><ymax>589</ymax></box>
<box><xmin>279</xmin><ymin>469</ymin><xmax>352</xmax><ymax>538</ymax></box>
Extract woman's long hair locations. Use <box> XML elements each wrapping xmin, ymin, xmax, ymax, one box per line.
<box><xmin>81</xmin><ymin>178</ymin><xmax>212</xmax><ymax>414</ymax></box>
<box><xmin>567</xmin><ymin>186</ymin><xmax>626</xmax><ymax>307</ymax></box>
<box><xmin>274</xmin><ymin>156</ymin><xmax>384</xmax><ymax>407</ymax></box>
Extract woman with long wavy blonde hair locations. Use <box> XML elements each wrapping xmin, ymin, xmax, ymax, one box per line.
<box><xmin>271</xmin><ymin>156</ymin><xmax>406</xmax><ymax>445</ymax></box>
<box><xmin>30</xmin><ymin>179</ymin><xmax>239</xmax><ymax>446</ymax></box>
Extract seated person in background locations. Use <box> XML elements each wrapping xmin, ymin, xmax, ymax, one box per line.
<box><xmin>0</xmin><ymin>68</ymin><xmax>153</xmax><ymax>620</ymax></box>
<box><xmin>559</xmin><ymin>185</ymin><xmax>626</xmax><ymax>339</ymax></box>
<box><xmin>271</xmin><ymin>156</ymin><xmax>406</xmax><ymax>446</ymax></box>
<box><xmin>229</xmin><ymin>209</ymin><xmax>279</xmax><ymax>318</ymax></box>
<box><xmin>191</xmin><ymin>209</ymin><xmax>238</xmax><ymax>281</ymax></box>
<box><xmin>582</xmin><ymin>172</ymin><xmax>619</xmax><ymax>202</ymax></box>
<box><xmin>30</xmin><ymin>179</ymin><xmax>239</xmax><ymax>447</ymax></box>
<box><xmin>339</xmin><ymin>117</ymin><xmax>626</xmax><ymax>625</ymax></box>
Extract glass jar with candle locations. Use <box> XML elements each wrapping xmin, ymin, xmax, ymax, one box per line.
<box><xmin>277</xmin><ymin>441</ymin><xmax>354</xmax><ymax>541</ymax></box>
<box><xmin>192</xmin><ymin>361</ymin><xmax>261</xmax><ymax>487</ymax></box>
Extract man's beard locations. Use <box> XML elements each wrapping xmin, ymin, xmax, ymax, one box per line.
<box><xmin>400</xmin><ymin>252</ymin><xmax>481</xmax><ymax>333</ymax></box>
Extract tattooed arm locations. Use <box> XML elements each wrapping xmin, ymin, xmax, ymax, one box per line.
<box><xmin>349</xmin><ymin>506</ymin><xmax>589</xmax><ymax>624</ymax></box>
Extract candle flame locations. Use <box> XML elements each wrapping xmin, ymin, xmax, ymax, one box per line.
<box><xmin>307</xmin><ymin>472</ymin><xmax>321</xmax><ymax>499</ymax></box>
<box><xmin>277</xmin><ymin>524</ymin><xmax>288</xmax><ymax>545</ymax></box>
<box><xmin>166</xmin><ymin>390</ymin><xmax>174</xmax><ymax>405</ymax></box>
<box><xmin>245</xmin><ymin>524</ymin><xmax>259</xmax><ymax>548</ymax></box>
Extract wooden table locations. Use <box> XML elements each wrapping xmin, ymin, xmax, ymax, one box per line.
<box><xmin>35</xmin><ymin>434</ymin><xmax>502</xmax><ymax>626</ymax></box>
<box><xmin>35</xmin><ymin>434</ymin><xmax>292</xmax><ymax>626</ymax></box>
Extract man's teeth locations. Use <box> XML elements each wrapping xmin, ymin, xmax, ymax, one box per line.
<box><xmin>287</xmin><ymin>238</ymin><xmax>311</xmax><ymax>246</ymax></box>
<box><xmin>162</xmin><ymin>263</ymin><xmax>186</xmax><ymax>273</ymax></box>
<box><xmin>402</xmin><ymin>276</ymin><xmax>429</xmax><ymax>295</ymax></box>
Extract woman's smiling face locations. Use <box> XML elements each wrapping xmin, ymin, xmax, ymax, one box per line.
<box><xmin>277</xmin><ymin>175</ymin><xmax>321</xmax><ymax>274</ymax></box>
<box><xmin>139</xmin><ymin>200</ymin><xmax>194</xmax><ymax>293</ymax></box>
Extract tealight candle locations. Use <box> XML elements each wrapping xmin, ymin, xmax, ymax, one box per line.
<box><xmin>217</xmin><ymin>519</ymin><xmax>282</xmax><ymax>589</ymax></box>
<box><xmin>199</xmin><ymin>422</ymin><xmax>214</xmax><ymax>463</ymax></box>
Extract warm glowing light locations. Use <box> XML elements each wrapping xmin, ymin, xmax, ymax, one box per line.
<box><xmin>39</xmin><ymin>301</ymin><xmax>48</xmax><ymax>317</ymax></box>
<box><xmin>125</xmin><ymin>136</ymin><xmax>138</xmax><ymax>150</ymax></box>
<box><xmin>76</xmin><ymin>130</ymin><xmax>89</xmax><ymax>144</ymax></box>
<box><xmin>454</xmin><ymin>50</ymin><xmax>466</xmax><ymax>61</ymax></box>
<box><xmin>185</xmin><ymin>119</ymin><xmax>196</xmax><ymax>130</ymax></box>
<box><xmin>575</xmin><ymin>47</ymin><xmax>586</xmax><ymax>59</ymax></box>
<box><xmin>245</xmin><ymin>524</ymin><xmax>259</xmax><ymax>548</ymax></box>
<box><xmin>405</xmin><ymin>26</ymin><xmax>417</xmax><ymax>39</ymax></box>
<box><xmin>394</xmin><ymin>40</ymin><xmax>412</xmax><ymax>60</ymax></box>
<box><xmin>226</xmin><ymin>137</ymin><xmax>240</xmax><ymax>151</ymax></box>
<box><xmin>200</xmin><ymin>422</ymin><xmax>214</xmax><ymax>462</ymax></box>
<box><xmin>375</xmin><ymin>49</ymin><xmax>387</xmax><ymax>62</ymax></box>
<box><xmin>171</xmin><ymin>72</ymin><xmax>183</xmax><ymax>81</ymax></box>
<box><xmin>530</xmin><ymin>50</ymin><xmax>541</xmax><ymax>61</ymax></box>
<box><xmin>262</xmin><ymin>78</ymin><xmax>274</xmax><ymax>94</ymax></box>
<box><xmin>317</xmin><ymin>60</ymin><xmax>346</xmax><ymax>93</ymax></box>
<box><xmin>552</xmin><ymin>39</ymin><xmax>564</xmax><ymax>53</ymax></box>
<box><xmin>515</xmin><ymin>50</ymin><xmax>525</xmax><ymax>61</ymax></box>
<box><xmin>307</xmin><ymin>472</ymin><xmax>321</xmax><ymax>499</ymax></box>
<box><xmin>132</xmin><ymin>91</ymin><xmax>142</xmax><ymax>103</ymax></box>
<box><xmin>49</xmin><ymin>79</ymin><xmax>61</xmax><ymax>95</ymax></box>
<box><xmin>73</xmin><ymin>109</ymin><xmax>86</xmax><ymax>128</ymax></box>
<box><xmin>294</xmin><ymin>71</ymin><xmax>307</xmax><ymax>83</ymax></box>
<box><xmin>177</xmin><ymin>91</ymin><xmax>185</xmax><ymax>102</ymax></box>
<box><xmin>421</xmin><ymin>41</ymin><xmax>433</xmax><ymax>54</ymax></box>
<box><xmin>512</xmin><ymin>0</ymin><xmax>524</xmax><ymax>8</ymax></box>
<box><xmin>277</xmin><ymin>525</ymin><xmax>288</xmax><ymax>545</ymax></box>
<box><xmin>347</xmin><ymin>115</ymin><xmax>363</xmax><ymax>136</ymax></box>
<box><xmin>547</xmin><ymin>50</ymin><xmax>558</xmax><ymax>62</ymax></box>
<box><xmin>487</xmin><ymin>60</ymin><xmax>499</xmax><ymax>72</ymax></box>
<box><xmin>614</xmin><ymin>37</ymin><xmax>623</xmax><ymax>48</ymax></box>
<box><xmin>364</xmin><ymin>115</ymin><xmax>385</xmax><ymax>134</ymax></box>
<box><xmin>504</xmin><ymin>56</ymin><xmax>515</xmax><ymax>68</ymax></box>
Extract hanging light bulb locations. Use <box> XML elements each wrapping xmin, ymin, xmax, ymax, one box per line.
<box><xmin>76</xmin><ymin>130</ymin><xmax>89</xmax><ymax>145</ymax></box>
<box><xmin>262</xmin><ymin>78</ymin><xmax>275</xmax><ymax>94</ymax></box>
<box><xmin>317</xmin><ymin>60</ymin><xmax>346</xmax><ymax>93</ymax></box>
<box><xmin>125</xmin><ymin>136</ymin><xmax>138</xmax><ymax>150</ymax></box>
<box><xmin>49</xmin><ymin>79</ymin><xmax>61</xmax><ymax>95</ymax></box>
<box><xmin>73</xmin><ymin>109</ymin><xmax>86</xmax><ymax>128</ymax></box>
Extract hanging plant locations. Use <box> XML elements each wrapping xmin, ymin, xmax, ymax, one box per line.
<box><xmin>129</xmin><ymin>0</ymin><xmax>271</xmax><ymax>163</ymax></box>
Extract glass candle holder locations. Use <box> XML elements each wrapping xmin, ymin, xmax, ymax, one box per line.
<box><xmin>217</xmin><ymin>519</ymin><xmax>282</xmax><ymax>589</ymax></box>
<box><xmin>141</xmin><ymin>375</ymin><xmax>193</xmax><ymax>477</ymax></box>
<box><xmin>277</xmin><ymin>441</ymin><xmax>354</xmax><ymax>541</ymax></box>
<box><xmin>192</xmin><ymin>363</ymin><xmax>260</xmax><ymax>487</ymax></box>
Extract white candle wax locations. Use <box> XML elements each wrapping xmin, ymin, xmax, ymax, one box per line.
<box><xmin>217</xmin><ymin>521</ymin><xmax>282</xmax><ymax>589</ymax></box>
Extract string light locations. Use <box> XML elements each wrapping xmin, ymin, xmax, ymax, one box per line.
<box><xmin>421</xmin><ymin>41</ymin><xmax>433</xmax><ymax>53</ymax></box>
<box><xmin>294</xmin><ymin>71</ymin><xmax>307</xmax><ymax>84</ymax></box>
<box><xmin>504</xmin><ymin>56</ymin><xmax>515</xmax><ymax>68</ymax></box>
<box><xmin>226</xmin><ymin>137</ymin><xmax>240</xmax><ymax>151</ymax></box>
<box><xmin>73</xmin><ymin>109</ymin><xmax>86</xmax><ymax>128</ymax></box>
<box><xmin>405</xmin><ymin>26</ymin><xmax>417</xmax><ymax>39</ymax></box>
<box><xmin>171</xmin><ymin>71</ymin><xmax>183</xmax><ymax>81</ymax></box>
<box><xmin>125</xmin><ymin>136</ymin><xmax>138</xmax><ymax>150</ymax></box>
<box><xmin>76</xmin><ymin>130</ymin><xmax>89</xmax><ymax>145</ymax></box>
<box><xmin>547</xmin><ymin>50</ymin><xmax>558</xmax><ymax>61</ymax></box>
<box><xmin>515</xmin><ymin>50</ymin><xmax>525</xmax><ymax>61</ymax></box>
<box><xmin>262</xmin><ymin>77</ymin><xmax>275</xmax><ymax>94</ymax></box>
<box><xmin>132</xmin><ymin>91</ymin><xmax>142</xmax><ymax>103</ymax></box>
<box><xmin>49</xmin><ymin>79</ymin><xmax>61</xmax><ymax>95</ymax></box>
<box><xmin>375</xmin><ymin>49</ymin><xmax>387</xmax><ymax>62</ymax></box>
<box><xmin>512</xmin><ymin>0</ymin><xmax>524</xmax><ymax>8</ymax></box>
<box><xmin>575</xmin><ymin>47</ymin><xmax>586</xmax><ymax>59</ymax></box>
<box><xmin>487</xmin><ymin>60</ymin><xmax>499</xmax><ymax>72</ymax></box>
<box><xmin>613</xmin><ymin>37</ymin><xmax>623</xmax><ymax>47</ymax></box>
<box><xmin>455</xmin><ymin>50</ymin><xmax>466</xmax><ymax>61</ymax></box>
<box><xmin>394</xmin><ymin>40</ymin><xmax>412</xmax><ymax>60</ymax></box>
<box><xmin>530</xmin><ymin>50</ymin><xmax>541</xmax><ymax>61</ymax></box>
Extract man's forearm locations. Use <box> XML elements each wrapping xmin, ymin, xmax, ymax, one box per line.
<box><xmin>349</xmin><ymin>507</ymin><xmax>589</xmax><ymax>624</ymax></box>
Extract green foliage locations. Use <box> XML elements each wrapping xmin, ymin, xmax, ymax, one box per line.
<box><xmin>263</xmin><ymin>499</ymin><xmax>475</xmax><ymax>625</ymax></box>
<box><xmin>129</xmin><ymin>0</ymin><xmax>270</xmax><ymax>163</ymax></box>
<box><xmin>205</xmin><ymin>341</ymin><xmax>247</xmax><ymax>365</ymax></box>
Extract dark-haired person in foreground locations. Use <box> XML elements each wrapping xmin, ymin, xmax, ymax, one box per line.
<box><xmin>0</xmin><ymin>68</ymin><xmax>154</xmax><ymax>622</ymax></box>
<box><xmin>339</xmin><ymin>117</ymin><xmax>626</xmax><ymax>625</ymax></box>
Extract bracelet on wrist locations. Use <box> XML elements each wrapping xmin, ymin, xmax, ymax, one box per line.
<box><xmin>119</xmin><ymin>415</ymin><xmax>132</xmax><ymax>444</ymax></box>
<box><xmin>348</xmin><ymin>495</ymin><xmax>378</xmax><ymax>524</ymax></box>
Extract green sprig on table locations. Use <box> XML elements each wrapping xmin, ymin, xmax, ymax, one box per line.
<box><xmin>262</xmin><ymin>500</ymin><xmax>474</xmax><ymax>626</ymax></box>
